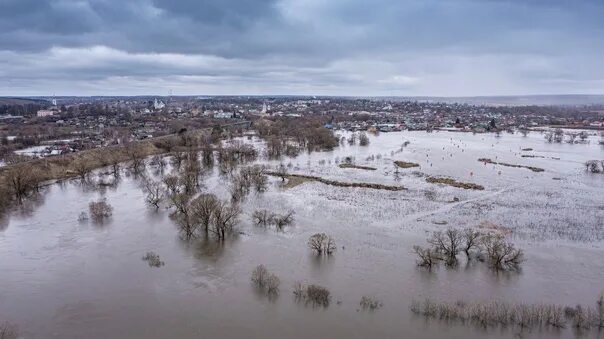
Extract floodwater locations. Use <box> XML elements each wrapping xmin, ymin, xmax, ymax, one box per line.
<box><xmin>1</xmin><ymin>131</ymin><xmax>603</xmax><ymax>339</ymax></box>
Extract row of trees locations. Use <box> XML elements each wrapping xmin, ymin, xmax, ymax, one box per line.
<box><xmin>412</xmin><ymin>295</ymin><xmax>604</xmax><ymax>332</ymax></box>
<box><xmin>413</xmin><ymin>228</ymin><xmax>524</xmax><ymax>271</ymax></box>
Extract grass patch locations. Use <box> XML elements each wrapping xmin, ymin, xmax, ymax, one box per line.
<box><xmin>426</xmin><ymin>176</ymin><xmax>484</xmax><ymax>190</ymax></box>
<box><xmin>478</xmin><ymin>158</ymin><xmax>545</xmax><ymax>172</ymax></box>
<box><xmin>338</xmin><ymin>163</ymin><xmax>377</xmax><ymax>171</ymax></box>
<box><xmin>394</xmin><ymin>160</ymin><xmax>420</xmax><ymax>169</ymax></box>
<box><xmin>266</xmin><ymin>172</ymin><xmax>405</xmax><ymax>191</ymax></box>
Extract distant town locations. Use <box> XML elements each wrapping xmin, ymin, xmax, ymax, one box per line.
<box><xmin>1</xmin><ymin>96</ymin><xmax>603</xmax><ymax>161</ymax></box>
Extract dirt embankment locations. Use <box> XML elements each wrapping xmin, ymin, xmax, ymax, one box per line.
<box><xmin>478</xmin><ymin>158</ymin><xmax>545</xmax><ymax>173</ymax></box>
<box><xmin>266</xmin><ymin>172</ymin><xmax>406</xmax><ymax>191</ymax></box>
<box><xmin>426</xmin><ymin>176</ymin><xmax>485</xmax><ymax>190</ymax></box>
<box><xmin>394</xmin><ymin>161</ymin><xmax>420</xmax><ymax>169</ymax></box>
<box><xmin>338</xmin><ymin>164</ymin><xmax>377</xmax><ymax>171</ymax></box>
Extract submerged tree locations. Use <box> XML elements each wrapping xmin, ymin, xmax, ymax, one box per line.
<box><xmin>210</xmin><ymin>201</ymin><xmax>241</xmax><ymax>241</ymax></box>
<box><xmin>308</xmin><ymin>233</ymin><xmax>336</xmax><ymax>255</ymax></box>
<box><xmin>143</xmin><ymin>179</ymin><xmax>164</xmax><ymax>209</ymax></box>
<box><xmin>428</xmin><ymin>229</ymin><xmax>463</xmax><ymax>265</ymax></box>
<box><xmin>190</xmin><ymin>194</ymin><xmax>219</xmax><ymax>234</ymax></box>
<box><xmin>358</xmin><ymin>132</ymin><xmax>370</xmax><ymax>146</ymax></box>
<box><xmin>479</xmin><ymin>234</ymin><xmax>524</xmax><ymax>270</ymax></box>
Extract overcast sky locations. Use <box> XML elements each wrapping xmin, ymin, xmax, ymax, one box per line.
<box><xmin>1</xmin><ymin>0</ymin><xmax>603</xmax><ymax>96</ymax></box>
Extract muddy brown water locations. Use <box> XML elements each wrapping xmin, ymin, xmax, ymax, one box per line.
<box><xmin>1</xmin><ymin>131</ymin><xmax>603</xmax><ymax>338</ymax></box>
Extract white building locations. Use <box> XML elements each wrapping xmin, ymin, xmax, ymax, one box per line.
<box><xmin>214</xmin><ymin>112</ymin><xmax>235</xmax><ymax>119</ymax></box>
<box><xmin>37</xmin><ymin>110</ymin><xmax>55</xmax><ymax>117</ymax></box>
<box><xmin>153</xmin><ymin>99</ymin><xmax>166</xmax><ymax>110</ymax></box>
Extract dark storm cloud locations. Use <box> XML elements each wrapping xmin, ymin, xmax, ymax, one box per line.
<box><xmin>0</xmin><ymin>0</ymin><xmax>603</xmax><ymax>95</ymax></box>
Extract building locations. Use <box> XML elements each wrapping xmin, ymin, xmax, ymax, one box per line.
<box><xmin>214</xmin><ymin>112</ymin><xmax>235</xmax><ymax>119</ymax></box>
<box><xmin>153</xmin><ymin>99</ymin><xmax>166</xmax><ymax>110</ymax></box>
<box><xmin>37</xmin><ymin>110</ymin><xmax>56</xmax><ymax>117</ymax></box>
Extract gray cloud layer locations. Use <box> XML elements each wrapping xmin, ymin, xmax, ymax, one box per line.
<box><xmin>1</xmin><ymin>0</ymin><xmax>603</xmax><ymax>96</ymax></box>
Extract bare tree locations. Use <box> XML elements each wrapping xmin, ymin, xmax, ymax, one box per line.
<box><xmin>308</xmin><ymin>233</ymin><xmax>336</xmax><ymax>255</ymax></box>
<box><xmin>72</xmin><ymin>157</ymin><xmax>93</xmax><ymax>181</ymax></box>
<box><xmin>170</xmin><ymin>151</ymin><xmax>186</xmax><ymax>169</ymax></box>
<box><xmin>276</xmin><ymin>163</ymin><xmax>288</xmax><ymax>182</ymax></box>
<box><xmin>190</xmin><ymin>194</ymin><xmax>219</xmax><ymax>234</ymax></box>
<box><xmin>211</xmin><ymin>201</ymin><xmax>241</xmax><ymax>240</ymax></box>
<box><xmin>252</xmin><ymin>209</ymin><xmax>272</xmax><ymax>226</ymax></box>
<box><xmin>107</xmin><ymin>153</ymin><xmax>121</xmax><ymax>177</ymax></box>
<box><xmin>428</xmin><ymin>228</ymin><xmax>463</xmax><ymax>264</ymax></box>
<box><xmin>149</xmin><ymin>155</ymin><xmax>167</xmax><ymax>171</ymax></box>
<box><xmin>271</xmin><ymin>210</ymin><xmax>295</xmax><ymax>230</ymax></box>
<box><xmin>127</xmin><ymin>144</ymin><xmax>145</xmax><ymax>174</ymax></box>
<box><xmin>413</xmin><ymin>245</ymin><xmax>440</xmax><ymax>268</ymax></box>
<box><xmin>5</xmin><ymin>165</ymin><xmax>38</xmax><ymax>203</ymax></box>
<box><xmin>163</xmin><ymin>174</ymin><xmax>182</xmax><ymax>196</ymax></box>
<box><xmin>480</xmin><ymin>234</ymin><xmax>524</xmax><ymax>270</ymax></box>
<box><xmin>462</xmin><ymin>228</ymin><xmax>481</xmax><ymax>257</ymax></box>
<box><xmin>143</xmin><ymin>179</ymin><xmax>164</xmax><ymax>209</ymax></box>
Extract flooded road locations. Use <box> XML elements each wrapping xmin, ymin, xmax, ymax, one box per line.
<box><xmin>1</xmin><ymin>131</ymin><xmax>603</xmax><ymax>338</ymax></box>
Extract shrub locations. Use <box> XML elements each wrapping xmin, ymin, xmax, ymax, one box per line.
<box><xmin>89</xmin><ymin>198</ymin><xmax>113</xmax><ymax>222</ymax></box>
<box><xmin>251</xmin><ymin>265</ymin><xmax>280</xmax><ymax>296</ymax></box>
<box><xmin>358</xmin><ymin>132</ymin><xmax>370</xmax><ymax>146</ymax></box>
<box><xmin>0</xmin><ymin>321</ymin><xmax>18</xmax><ymax>339</ymax></box>
<box><xmin>294</xmin><ymin>283</ymin><xmax>331</xmax><ymax>307</ymax></box>
<box><xmin>252</xmin><ymin>209</ymin><xmax>272</xmax><ymax>226</ymax></box>
<box><xmin>142</xmin><ymin>252</ymin><xmax>165</xmax><ymax>267</ymax></box>
<box><xmin>271</xmin><ymin>210</ymin><xmax>295</xmax><ymax>230</ymax></box>
<box><xmin>412</xmin><ymin>246</ymin><xmax>440</xmax><ymax>268</ymax></box>
<box><xmin>360</xmin><ymin>296</ymin><xmax>383</xmax><ymax>311</ymax></box>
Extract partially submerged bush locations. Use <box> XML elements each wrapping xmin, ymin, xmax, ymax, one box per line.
<box><xmin>585</xmin><ymin>160</ymin><xmax>603</xmax><ymax>173</ymax></box>
<box><xmin>271</xmin><ymin>210</ymin><xmax>295</xmax><ymax>230</ymax></box>
<box><xmin>360</xmin><ymin>296</ymin><xmax>383</xmax><ymax>311</ymax></box>
<box><xmin>293</xmin><ymin>283</ymin><xmax>331</xmax><ymax>308</ymax></box>
<box><xmin>142</xmin><ymin>252</ymin><xmax>165</xmax><ymax>267</ymax></box>
<box><xmin>358</xmin><ymin>132</ymin><xmax>370</xmax><ymax>146</ymax></box>
<box><xmin>308</xmin><ymin>233</ymin><xmax>336</xmax><ymax>255</ymax></box>
<box><xmin>251</xmin><ymin>265</ymin><xmax>280</xmax><ymax>296</ymax></box>
<box><xmin>88</xmin><ymin>198</ymin><xmax>113</xmax><ymax>222</ymax></box>
<box><xmin>412</xmin><ymin>246</ymin><xmax>441</xmax><ymax>268</ymax></box>
<box><xmin>252</xmin><ymin>209</ymin><xmax>272</xmax><ymax>226</ymax></box>
<box><xmin>411</xmin><ymin>296</ymin><xmax>604</xmax><ymax>332</ymax></box>
<box><xmin>0</xmin><ymin>321</ymin><xmax>18</xmax><ymax>339</ymax></box>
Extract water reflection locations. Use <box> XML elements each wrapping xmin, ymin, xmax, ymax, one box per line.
<box><xmin>0</xmin><ymin>212</ymin><xmax>9</xmax><ymax>231</ymax></box>
<box><xmin>13</xmin><ymin>190</ymin><xmax>47</xmax><ymax>218</ymax></box>
<box><xmin>309</xmin><ymin>252</ymin><xmax>336</xmax><ymax>273</ymax></box>
<box><xmin>178</xmin><ymin>234</ymin><xmax>238</xmax><ymax>263</ymax></box>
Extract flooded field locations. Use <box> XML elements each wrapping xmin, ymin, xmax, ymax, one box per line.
<box><xmin>1</xmin><ymin>131</ymin><xmax>603</xmax><ymax>338</ymax></box>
